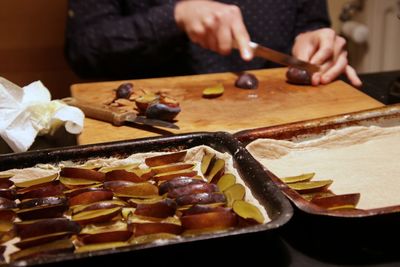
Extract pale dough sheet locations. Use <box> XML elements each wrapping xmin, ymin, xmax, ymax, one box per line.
<box><xmin>247</xmin><ymin>126</ymin><xmax>400</xmax><ymax>210</ymax></box>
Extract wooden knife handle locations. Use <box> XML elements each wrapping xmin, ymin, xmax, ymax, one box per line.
<box><xmin>62</xmin><ymin>97</ymin><xmax>127</xmax><ymax>126</ymax></box>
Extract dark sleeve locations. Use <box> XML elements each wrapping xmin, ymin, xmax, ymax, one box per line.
<box><xmin>65</xmin><ymin>0</ymin><xmax>184</xmax><ymax>79</ymax></box>
<box><xmin>294</xmin><ymin>0</ymin><xmax>331</xmax><ymax>36</ymax></box>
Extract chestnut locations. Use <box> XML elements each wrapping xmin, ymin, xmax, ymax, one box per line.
<box><xmin>234</xmin><ymin>73</ymin><xmax>259</xmax><ymax>89</ymax></box>
<box><xmin>286</xmin><ymin>67</ymin><xmax>312</xmax><ymax>85</ymax></box>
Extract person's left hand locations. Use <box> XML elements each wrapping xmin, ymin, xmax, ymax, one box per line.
<box><xmin>292</xmin><ymin>28</ymin><xmax>362</xmax><ymax>87</ymax></box>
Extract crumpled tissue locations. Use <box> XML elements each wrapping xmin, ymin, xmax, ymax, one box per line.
<box><xmin>0</xmin><ymin>78</ymin><xmax>84</xmax><ymax>153</ymax></box>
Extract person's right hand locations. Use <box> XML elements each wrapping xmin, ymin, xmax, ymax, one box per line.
<box><xmin>174</xmin><ymin>0</ymin><xmax>253</xmax><ymax>60</ymax></box>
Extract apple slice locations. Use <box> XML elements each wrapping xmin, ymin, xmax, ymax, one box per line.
<box><xmin>216</xmin><ymin>173</ymin><xmax>236</xmax><ymax>192</ymax></box>
<box><xmin>133</xmin><ymin>222</ymin><xmax>182</xmax><ymax>237</ymax></box>
<box><xmin>280</xmin><ymin>173</ymin><xmax>315</xmax><ymax>184</ymax></box>
<box><xmin>18</xmin><ymin>196</ymin><xmax>67</xmax><ymax>210</ymax></box>
<box><xmin>68</xmin><ymin>189</ymin><xmax>114</xmax><ymax>207</ymax></box>
<box><xmin>145</xmin><ymin>151</ymin><xmax>187</xmax><ymax>167</ymax></box>
<box><xmin>134</xmin><ymin>199</ymin><xmax>177</xmax><ymax>218</ymax></box>
<box><xmin>167</xmin><ymin>183</ymin><xmax>219</xmax><ymax>199</ymax></box>
<box><xmin>72</xmin><ymin>207</ymin><xmax>122</xmax><ymax>225</ymax></box>
<box><xmin>151</xmin><ymin>163</ymin><xmax>195</xmax><ymax>175</ymax></box>
<box><xmin>15</xmin><ymin>218</ymin><xmax>81</xmax><ymax>239</ymax></box>
<box><xmin>206</xmin><ymin>159</ymin><xmax>225</xmax><ymax>183</ymax></box>
<box><xmin>0</xmin><ymin>188</ymin><xmax>16</xmax><ymax>200</ymax></box>
<box><xmin>14</xmin><ymin>173</ymin><xmax>59</xmax><ymax>188</ymax></box>
<box><xmin>176</xmin><ymin>192</ymin><xmax>226</xmax><ymax>206</ymax></box>
<box><xmin>17</xmin><ymin>181</ymin><xmax>66</xmax><ymax>200</ymax></box>
<box><xmin>232</xmin><ymin>200</ymin><xmax>264</xmax><ymax>224</ymax></box>
<box><xmin>310</xmin><ymin>193</ymin><xmax>361</xmax><ymax>210</ymax></box>
<box><xmin>224</xmin><ymin>183</ymin><xmax>245</xmax><ymax>207</ymax></box>
<box><xmin>288</xmin><ymin>180</ymin><xmax>333</xmax><ymax>194</ymax></box>
<box><xmin>0</xmin><ymin>220</ymin><xmax>16</xmax><ymax>243</ymax></box>
<box><xmin>158</xmin><ymin>177</ymin><xmax>206</xmax><ymax>195</ymax></box>
<box><xmin>9</xmin><ymin>239</ymin><xmax>74</xmax><ymax>262</ymax></box>
<box><xmin>154</xmin><ymin>169</ymin><xmax>198</xmax><ymax>182</ymax></box>
<box><xmin>75</xmin><ymin>241</ymin><xmax>130</xmax><ymax>253</ymax></box>
<box><xmin>72</xmin><ymin>199</ymin><xmax>128</xmax><ymax>215</ymax></box>
<box><xmin>181</xmin><ymin>209</ymin><xmax>237</xmax><ymax>230</ymax></box>
<box><xmin>17</xmin><ymin>203</ymin><xmax>68</xmax><ymax>221</ymax></box>
<box><xmin>201</xmin><ymin>152</ymin><xmax>216</xmax><ymax>175</ymax></box>
<box><xmin>111</xmin><ymin>182</ymin><xmax>159</xmax><ymax>198</ymax></box>
<box><xmin>14</xmin><ymin>231</ymin><xmax>74</xmax><ymax>249</ymax></box>
<box><xmin>60</xmin><ymin>167</ymin><xmax>105</xmax><ymax>182</ymax></box>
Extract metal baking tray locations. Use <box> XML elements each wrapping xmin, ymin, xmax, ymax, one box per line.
<box><xmin>234</xmin><ymin>104</ymin><xmax>400</xmax><ymax>258</ymax></box>
<box><xmin>0</xmin><ymin>132</ymin><xmax>292</xmax><ymax>267</ymax></box>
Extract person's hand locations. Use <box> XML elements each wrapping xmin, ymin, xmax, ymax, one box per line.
<box><xmin>174</xmin><ymin>0</ymin><xmax>252</xmax><ymax>60</ymax></box>
<box><xmin>292</xmin><ymin>28</ymin><xmax>362</xmax><ymax>87</ymax></box>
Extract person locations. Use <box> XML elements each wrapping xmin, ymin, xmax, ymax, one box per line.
<box><xmin>65</xmin><ymin>0</ymin><xmax>362</xmax><ymax>87</ymax></box>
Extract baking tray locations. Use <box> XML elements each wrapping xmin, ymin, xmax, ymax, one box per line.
<box><xmin>0</xmin><ymin>132</ymin><xmax>292</xmax><ymax>267</ymax></box>
<box><xmin>234</xmin><ymin>104</ymin><xmax>400</xmax><ymax>259</ymax></box>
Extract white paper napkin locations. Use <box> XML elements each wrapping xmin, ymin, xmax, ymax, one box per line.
<box><xmin>0</xmin><ymin>79</ymin><xmax>84</xmax><ymax>153</ymax></box>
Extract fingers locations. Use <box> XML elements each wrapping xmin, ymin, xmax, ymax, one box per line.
<box><xmin>292</xmin><ymin>34</ymin><xmax>317</xmax><ymax>62</ymax></box>
<box><xmin>345</xmin><ymin>65</ymin><xmax>363</xmax><ymax>88</ymax></box>
<box><xmin>309</xmin><ymin>29</ymin><xmax>336</xmax><ymax>65</ymax></box>
<box><xmin>320</xmin><ymin>51</ymin><xmax>348</xmax><ymax>84</ymax></box>
<box><xmin>229</xmin><ymin>6</ymin><xmax>252</xmax><ymax>60</ymax></box>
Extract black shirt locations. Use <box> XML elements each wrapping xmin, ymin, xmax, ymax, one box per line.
<box><xmin>65</xmin><ymin>0</ymin><xmax>330</xmax><ymax>79</ymax></box>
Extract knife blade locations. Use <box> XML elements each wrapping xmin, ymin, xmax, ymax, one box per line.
<box><xmin>247</xmin><ymin>41</ymin><xmax>320</xmax><ymax>74</ymax></box>
<box><xmin>62</xmin><ymin>97</ymin><xmax>179</xmax><ymax>130</ymax></box>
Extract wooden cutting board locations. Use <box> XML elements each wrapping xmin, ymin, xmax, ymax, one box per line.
<box><xmin>70</xmin><ymin>68</ymin><xmax>384</xmax><ymax>145</ymax></box>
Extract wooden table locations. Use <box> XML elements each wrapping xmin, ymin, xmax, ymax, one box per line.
<box><xmin>71</xmin><ymin>68</ymin><xmax>384</xmax><ymax>145</ymax></box>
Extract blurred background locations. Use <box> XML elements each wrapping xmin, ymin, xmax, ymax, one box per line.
<box><xmin>0</xmin><ymin>0</ymin><xmax>399</xmax><ymax>99</ymax></box>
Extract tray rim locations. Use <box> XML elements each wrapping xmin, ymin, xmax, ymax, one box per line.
<box><xmin>233</xmin><ymin>103</ymin><xmax>400</xmax><ymax>218</ymax></box>
<box><xmin>0</xmin><ymin>131</ymin><xmax>293</xmax><ymax>267</ymax></box>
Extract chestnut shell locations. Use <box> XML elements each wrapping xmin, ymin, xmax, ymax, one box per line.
<box><xmin>286</xmin><ymin>67</ymin><xmax>312</xmax><ymax>85</ymax></box>
<box><xmin>234</xmin><ymin>73</ymin><xmax>259</xmax><ymax>89</ymax></box>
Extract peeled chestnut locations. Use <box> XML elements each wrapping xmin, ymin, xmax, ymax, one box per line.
<box><xmin>286</xmin><ymin>67</ymin><xmax>312</xmax><ymax>85</ymax></box>
<box><xmin>145</xmin><ymin>103</ymin><xmax>181</xmax><ymax>121</ymax></box>
<box><xmin>116</xmin><ymin>83</ymin><xmax>133</xmax><ymax>99</ymax></box>
<box><xmin>234</xmin><ymin>73</ymin><xmax>259</xmax><ymax>89</ymax></box>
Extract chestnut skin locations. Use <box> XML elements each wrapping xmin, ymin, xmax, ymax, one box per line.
<box><xmin>286</xmin><ymin>67</ymin><xmax>312</xmax><ymax>85</ymax></box>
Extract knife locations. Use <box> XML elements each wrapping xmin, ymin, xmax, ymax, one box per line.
<box><xmin>62</xmin><ymin>97</ymin><xmax>179</xmax><ymax>130</ymax></box>
<box><xmin>244</xmin><ymin>41</ymin><xmax>320</xmax><ymax>74</ymax></box>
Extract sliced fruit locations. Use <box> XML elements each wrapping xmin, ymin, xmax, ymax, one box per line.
<box><xmin>0</xmin><ymin>173</ymin><xmax>13</xmax><ymax>179</ymax></box>
<box><xmin>0</xmin><ymin>188</ymin><xmax>16</xmax><ymax>200</ymax></box>
<box><xmin>280</xmin><ymin>173</ymin><xmax>315</xmax><ymax>184</ymax></box>
<box><xmin>60</xmin><ymin>167</ymin><xmax>105</xmax><ymax>182</ymax></box>
<box><xmin>182</xmin><ymin>204</ymin><xmax>231</xmax><ymax>216</ymax></box>
<box><xmin>206</xmin><ymin>159</ymin><xmax>225</xmax><ymax>183</ymax></box>
<box><xmin>167</xmin><ymin>183</ymin><xmax>218</xmax><ymax>199</ymax></box>
<box><xmin>135</xmin><ymin>93</ymin><xmax>159</xmax><ymax>113</ymax></box>
<box><xmin>224</xmin><ymin>183</ymin><xmax>245</xmax><ymax>207</ymax></box>
<box><xmin>17</xmin><ymin>181</ymin><xmax>66</xmax><ymax>200</ymax></box>
<box><xmin>216</xmin><ymin>173</ymin><xmax>236</xmax><ymax>192</ymax></box>
<box><xmin>79</xmin><ymin>230</ymin><xmax>132</xmax><ymax>245</ymax></box>
<box><xmin>145</xmin><ymin>151</ymin><xmax>187</xmax><ymax>167</ymax></box>
<box><xmin>98</xmin><ymin>163</ymin><xmax>140</xmax><ymax>173</ymax></box>
<box><xmin>18</xmin><ymin>196</ymin><xmax>67</xmax><ymax>210</ymax></box>
<box><xmin>0</xmin><ymin>220</ymin><xmax>15</xmax><ymax>243</ymax></box>
<box><xmin>69</xmin><ymin>189</ymin><xmax>113</xmax><ymax>207</ymax></box>
<box><xmin>133</xmin><ymin>222</ymin><xmax>182</xmax><ymax>237</ymax></box>
<box><xmin>0</xmin><ymin>179</ymin><xmax>13</xmax><ymax>189</ymax></box>
<box><xmin>158</xmin><ymin>177</ymin><xmax>205</xmax><ymax>195</ymax></box>
<box><xmin>181</xmin><ymin>209</ymin><xmax>237</xmax><ymax>230</ymax></box>
<box><xmin>310</xmin><ymin>193</ymin><xmax>360</xmax><ymax>210</ymax></box>
<box><xmin>0</xmin><ymin>196</ymin><xmax>17</xmax><ymax>210</ymax></box>
<box><xmin>145</xmin><ymin>102</ymin><xmax>181</xmax><ymax>121</ymax></box>
<box><xmin>111</xmin><ymin>182</ymin><xmax>159</xmax><ymax>198</ymax></box>
<box><xmin>154</xmin><ymin>169</ymin><xmax>198</xmax><ymax>182</ymax></box>
<box><xmin>9</xmin><ymin>239</ymin><xmax>74</xmax><ymax>262</ymax></box>
<box><xmin>134</xmin><ymin>199</ymin><xmax>177</xmax><ymax>218</ymax></box>
<box><xmin>0</xmin><ymin>210</ymin><xmax>16</xmax><ymax>222</ymax></box>
<box><xmin>75</xmin><ymin>241</ymin><xmax>130</xmax><ymax>253</ymax></box>
<box><xmin>72</xmin><ymin>200</ymin><xmax>128</xmax><ymax>214</ymax></box>
<box><xmin>288</xmin><ymin>180</ymin><xmax>333</xmax><ymax>194</ymax></box>
<box><xmin>72</xmin><ymin>207</ymin><xmax>122</xmax><ymax>225</ymax></box>
<box><xmin>202</xmin><ymin>84</ymin><xmax>224</xmax><ymax>98</ymax></box>
<box><xmin>14</xmin><ymin>231</ymin><xmax>74</xmax><ymax>249</ymax></box>
<box><xmin>17</xmin><ymin>203</ymin><xmax>68</xmax><ymax>220</ymax></box>
<box><xmin>14</xmin><ymin>173</ymin><xmax>59</xmax><ymax>188</ymax></box>
<box><xmin>232</xmin><ymin>200</ymin><xmax>264</xmax><ymax>224</ymax></box>
<box><xmin>301</xmin><ymin>190</ymin><xmax>335</xmax><ymax>201</ymax></box>
<box><xmin>152</xmin><ymin>163</ymin><xmax>195</xmax><ymax>175</ymax></box>
<box><xmin>200</xmin><ymin>152</ymin><xmax>216</xmax><ymax>175</ymax></box>
<box><xmin>60</xmin><ymin>176</ymin><xmax>101</xmax><ymax>189</ymax></box>
<box><xmin>127</xmin><ymin>196</ymin><xmax>165</xmax><ymax>206</ymax></box>
<box><xmin>16</xmin><ymin>218</ymin><xmax>81</xmax><ymax>239</ymax></box>
<box><xmin>176</xmin><ymin>192</ymin><xmax>226</xmax><ymax>206</ymax></box>
<box><xmin>105</xmin><ymin>168</ymin><xmax>154</xmax><ymax>183</ymax></box>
